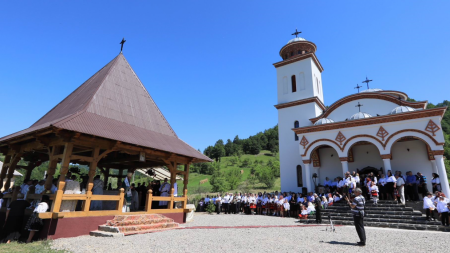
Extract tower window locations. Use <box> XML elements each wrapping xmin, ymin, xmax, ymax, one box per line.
<box><xmin>298</xmin><ymin>50</ymin><xmax>301</xmax><ymax>54</ymax></box>
<box><xmin>285</xmin><ymin>54</ymin><xmax>288</xmax><ymax>59</ymax></box>
<box><xmin>290</xmin><ymin>52</ymin><xmax>294</xmax><ymax>56</ymax></box>
<box><xmin>291</xmin><ymin>75</ymin><xmax>297</xmax><ymax>93</ymax></box>
<box><xmin>297</xmin><ymin>165</ymin><xmax>303</xmax><ymax>187</ymax></box>
<box><xmin>294</xmin><ymin>121</ymin><xmax>299</xmax><ymax>141</ymax></box>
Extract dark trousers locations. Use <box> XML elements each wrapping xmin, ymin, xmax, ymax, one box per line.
<box><xmin>353</xmin><ymin>215</ymin><xmax>366</xmax><ymax>243</ymax></box>
<box><xmin>216</xmin><ymin>203</ymin><xmax>221</xmax><ymax>214</ymax></box>
<box><xmin>235</xmin><ymin>203</ymin><xmax>240</xmax><ymax>214</ymax></box>
<box><xmin>230</xmin><ymin>203</ymin><xmax>236</xmax><ymax>214</ymax></box>
<box><xmin>426</xmin><ymin>209</ymin><xmax>435</xmax><ymax>220</ymax></box>
<box><xmin>316</xmin><ymin>208</ymin><xmax>322</xmax><ymax>223</ymax></box>
<box><xmin>223</xmin><ymin>203</ymin><xmax>229</xmax><ymax>214</ymax></box>
<box><xmin>441</xmin><ymin>212</ymin><xmax>449</xmax><ymax>226</ymax></box>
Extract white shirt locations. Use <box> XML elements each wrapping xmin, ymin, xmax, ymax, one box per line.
<box><xmin>432</xmin><ymin>178</ymin><xmax>441</xmax><ymax>184</ymax></box>
<box><xmin>354</xmin><ymin>176</ymin><xmax>360</xmax><ymax>183</ymax></box>
<box><xmin>283</xmin><ymin>202</ymin><xmax>290</xmax><ymax>210</ymax></box>
<box><xmin>386</xmin><ymin>176</ymin><xmax>397</xmax><ymax>183</ymax></box>
<box><xmin>249</xmin><ymin>197</ymin><xmax>256</xmax><ymax>204</ymax></box>
<box><xmin>437</xmin><ymin>199</ymin><xmax>449</xmax><ymax>213</ymax></box>
<box><xmin>34</xmin><ymin>202</ymin><xmax>49</xmax><ymax>213</ymax></box>
<box><xmin>328</xmin><ymin>197</ymin><xmax>333</xmax><ymax>203</ymax></box>
<box><xmin>396</xmin><ymin>177</ymin><xmax>405</xmax><ymax>187</ymax></box>
<box><xmin>306</xmin><ymin>205</ymin><xmax>315</xmax><ymax>214</ymax></box>
<box><xmin>216</xmin><ymin>196</ymin><xmax>222</xmax><ymax>204</ymax></box>
<box><xmin>369</xmin><ymin>185</ymin><xmax>379</xmax><ymax>193</ymax></box>
<box><xmin>423</xmin><ymin>196</ymin><xmax>435</xmax><ymax>209</ymax></box>
<box><xmin>378</xmin><ymin>177</ymin><xmax>387</xmax><ymax>186</ymax></box>
<box><xmin>223</xmin><ymin>195</ymin><xmax>230</xmax><ymax>204</ymax></box>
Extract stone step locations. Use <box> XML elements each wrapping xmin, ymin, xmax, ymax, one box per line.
<box><xmin>122</xmin><ymin>227</ymin><xmax>181</xmax><ymax>236</ymax></box>
<box><xmin>326</xmin><ymin>212</ymin><xmax>426</xmax><ymax>220</ymax></box>
<box><xmin>106</xmin><ymin>214</ymin><xmax>174</xmax><ymax>227</ymax></box>
<box><xmin>332</xmin><ymin>203</ymin><xmax>404</xmax><ymax>207</ymax></box>
<box><xmin>298</xmin><ymin>219</ymin><xmax>450</xmax><ymax>232</ymax></box>
<box><xmin>327</xmin><ymin>206</ymin><xmax>413</xmax><ymax>211</ymax></box>
<box><xmin>89</xmin><ymin>230</ymin><xmax>124</xmax><ymax>237</ymax></box>
<box><xmin>315</xmin><ymin>216</ymin><xmax>441</xmax><ymax>225</ymax></box>
<box><xmin>99</xmin><ymin>222</ymin><xmax>179</xmax><ymax>233</ymax></box>
<box><xmin>322</xmin><ymin>209</ymin><xmax>422</xmax><ymax>216</ymax></box>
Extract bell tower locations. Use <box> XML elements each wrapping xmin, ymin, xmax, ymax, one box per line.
<box><xmin>274</xmin><ymin>31</ymin><xmax>325</xmax><ymax>192</ymax></box>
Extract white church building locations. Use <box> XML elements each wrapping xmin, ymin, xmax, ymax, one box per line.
<box><xmin>275</xmin><ymin>35</ymin><xmax>449</xmax><ymax>197</ymax></box>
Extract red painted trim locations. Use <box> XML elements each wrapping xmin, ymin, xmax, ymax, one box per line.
<box><xmin>274</xmin><ymin>97</ymin><xmax>326</xmax><ymax>111</ymax></box>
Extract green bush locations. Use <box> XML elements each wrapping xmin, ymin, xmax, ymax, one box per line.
<box><xmin>205</xmin><ymin>202</ymin><xmax>216</xmax><ymax>214</ymax></box>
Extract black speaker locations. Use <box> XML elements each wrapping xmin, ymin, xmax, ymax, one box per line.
<box><xmin>302</xmin><ymin>187</ymin><xmax>307</xmax><ymax>196</ymax></box>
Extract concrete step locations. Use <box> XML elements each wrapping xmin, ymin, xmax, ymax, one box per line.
<box><xmin>99</xmin><ymin>222</ymin><xmax>179</xmax><ymax>233</ymax></box>
<box><xmin>106</xmin><ymin>214</ymin><xmax>174</xmax><ymax>227</ymax></box>
<box><xmin>89</xmin><ymin>230</ymin><xmax>124</xmax><ymax>237</ymax></box>
<box><xmin>332</xmin><ymin>203</ymin><xmax>404</xmax><ymax>207</ymax></box>
<box><xmin>322</xmin><ymin>209</ymin><xmax>423</xmax><ymax>216</ymax></box>
<box><xmin>316</xmin><ymin>216</ymin><xmax>441</xmax><ymax>225</ymax></box>
<box><xmin>326</xmin><ymin>212</ymin><xmax>426</xmax><ymax>220</ymax></box>
<box><xmin>327</xmin><ymin>206</ymin><xmax>413</xmax><ymax>211</ymax></box>
<box><xmin>298</xmin><ymin>219</ymin><xmax>450</xmax><ymax>232</ymax></box>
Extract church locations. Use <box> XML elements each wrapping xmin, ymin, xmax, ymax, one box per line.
<box><xmin>275</xmin><ymin>34</ymin><xmax>449</xmax><ymax>197</ymax></box>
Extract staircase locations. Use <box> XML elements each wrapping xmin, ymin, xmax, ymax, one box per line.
<box><xmin>90</xmin><ymin>214</ymin><xmax>180</xmax><ymax>237</ymax></box>
<box><xmin>298</xmin><ymin>200</ymin><xmax>450</xmax><ymax>232</ymax></box>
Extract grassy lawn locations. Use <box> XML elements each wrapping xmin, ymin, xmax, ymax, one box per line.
<box><xmin>0</xmin><ymin>240</ymin><xmax>64</xmax><ymax>253</ymax></box>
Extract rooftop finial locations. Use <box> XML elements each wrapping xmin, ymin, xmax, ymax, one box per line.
<box><xmin>291</xmin><ymin>28</ymin><xmax>302</xmax><ymax>38</ymax></box>
<box><xmin>120</xmin><ymin>38</ymin><xmax>126</xmax><ymax>52</ymax></box>
<box><xmin>356</xmin><ymin>102</ymin><xmax>364</xmax><ymax>112</ymax></box>
<box><xmin>362</xmin><ymin>76</ymin><xmax>373</xmax><ymax>89</ymax></box>
<box><xmin>354</xmin><ymin>84</ymin><xmax>362</xmax><ymax>93</ymax></box>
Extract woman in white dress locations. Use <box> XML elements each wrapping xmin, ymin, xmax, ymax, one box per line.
<box><xmin>90</xmin><ymin>175</ymin><xmax>104</xmax><ymax>210</ymax></box>
<box><xmin>60</xmin><ymin>175</ymin><xmax>81</xmax><ymax>212</ymax></box>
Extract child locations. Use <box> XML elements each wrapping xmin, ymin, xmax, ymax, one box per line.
<box><xmin>423</xmin><ymin>192</ymin><xmax>436</xmax><ymax>221</ymax></box>
<box><xmin>282</xmin><ymin>199</ymin><xmax>290</xmax><ymax>218</ymax></box>
<box><xmin>299</xmin><ymin>205</ymin><xmax>308</xmax><ymax>219</ymax></box>
<box><xmin>369</xmin><ymin>181</ymin><xmax>379</xmax><ymax>205</ymax></box>
<box><xmin>437</xmin><ymin>195</ymin><xmax>449</xmax><ymax>226</ymax></box>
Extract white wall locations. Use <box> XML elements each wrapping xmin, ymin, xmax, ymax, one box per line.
<box><xmin>391</xmin><ymin>140</ymin><xmax>434</xmax><ymax>192</ymax></box>
<box><xmin>326</xmin><ymin>98</ymin><xmax>399</xmax><ymax>122</ymax></box>
<box><xmin>317</xmin><ymin>147</ymin><xmax>341</xmax><ymax>183</ymax></box>
<box><xmin>348</xmin><ymin>144</ymin><xmax>384</xmax><ymax>172</ymax></box>
<box><xmin>276</xmin><ymin>57</ymin><xmax>323</xmax><ymax>104</ymax></box>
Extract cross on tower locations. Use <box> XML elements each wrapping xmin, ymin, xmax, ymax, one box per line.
<box><xmin>362</xmin><ymin>76</ymin><xmax>373</xmax><ymax>89</ymax></box>
<box><xmin>356</xmin><ymin>102</ymin><xmax>363</xmax><ymax>112</ymax></box>
<box><xmin>120</xmin><ymin>38</ymin><xmax>126</xmax><ymax>52</ymax></box>
<box><xmin>354</xmin><ymin>84</ymin><xmax>362</xmax><ymax>93</ymax></box>
<box><xmin>291</xmin><ymin>28</ymin><xmax>302</xmax><ymax>38</ymax></box>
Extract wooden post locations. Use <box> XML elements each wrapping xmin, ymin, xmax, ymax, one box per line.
<box><xmin>116</xmin><ymin>188</ymin><xmax>124</xmax><ymax>212</ymax></box>
<box><xmin>183</xmin><ymin>189</ymin><xmax>188</xmax><ymax>209</ymax></box>
<box><xmin>183</xmin><ymin>164</ymin><xmax>190</xmax><ymax>196</ymax></box>
<box><xmin>145</xmin><ymin>189</ymin><xmax>153</xmax><ymax>212</ymax></box>
<box><xmin>170</xmin><ymin>188</ymin><xmax>175</xmax><ymax>210</ymax></box>
<box><xmin>103</xmin><ymin>168</ymin><xmax>110</xmax><ymax>190</ymax></box>
<box><xmin>52</xmin><ymin>143</ymin><xmax>74</xmax><ymax>213</ymax></box>
<box><xmin>44</xmin><ymin>146</ymin><xmax>58</xmax><ymax>193</ymax></box>
<box><xmin>0</xmin><ymin>154</ymin><xmax>12</xmax><ymax>190</ymax></box>
<box><xmin>118</xmin><ymin>169</ymin><xmax>124</xmax><ymax>188</ymax></box>
<box><xmin>4</xmin><ymin>153</ymin><xmax>23</xmax><ymax>191</ymax></box>
<box><xmin>24</xmin><ymin>162</ymin><xmax>35</xmax><ymax>183</ymax></box>
<box><xmin>83</xmin><ymin>147</ymin><xmax>100</xmax><ymax>212</ymax></box>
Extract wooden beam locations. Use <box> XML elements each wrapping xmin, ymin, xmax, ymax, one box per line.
<box><xmin>70</xmin><ymin>155</ymin><xmax>94</xmax><ymax>163</ymax></box>
<box><xmin>0</xmin><ymin>154</ymin><xmax>12</xmax><ymax>190</ymax></box>
<box><xmin>52</xmin><ymin>142</ymin><xmax>74</xmax><ymax>212</ymax></box>
<box><xmin>83</xmin><ymin>147</ymin><xmax>100</xmax><ymax>212</ymax></box>
<box><xmin>3</xmin><ymin>152</ymin><xmax>23</xmax><ymax>191</ymax></box>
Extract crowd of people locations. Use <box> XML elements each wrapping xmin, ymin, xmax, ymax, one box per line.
<box><xmin>423</xmin><ymin>191</ymin><xmax>450</xmax><ymax>226</ymax></box>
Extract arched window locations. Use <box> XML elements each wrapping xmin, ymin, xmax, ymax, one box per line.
<box><xmin>297</xmin><ymin>165</ymin><xmax>303</xmax><ymax>187</ymax></box>
<box><xmin>291</xmin><ymin>75</ymin><xmax>297</xmax><ymax>93</ymax></box>
<box><xmin>294</xmin><ymin>121</ymin><xmax>299</xmax><ymax>141</ymax></box>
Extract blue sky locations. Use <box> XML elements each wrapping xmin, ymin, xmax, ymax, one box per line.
<box><xmin>1</xmin><ymin>1</ymin><xmax>449</xmax><ymax>152</ymax></box>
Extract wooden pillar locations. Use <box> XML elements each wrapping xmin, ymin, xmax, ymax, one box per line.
<box><xmin>83</xmin><ymin>147</ymin><xmax>100</xmax><ymax>212</ymax></box>
<box><xmin>118</xmin><ymin>169</ymin><xmax>124</xmax><ymax>188</ymax></box>
<box><xmin>103</xmin><ymin>168</ymin><xmax>110</xmax><ymax>190</ymax></box>
<box><xmin>52</xmin><ymin>142</ymin><xmax>74</xmax><ymax>212</ymax></box>
<box><xmin>183</xmin><ymin>164</ymin><xmax>190</xmax><ymax>196</ymax></box>
<box><xmin>4</xmin><ymin>153</ymin><xmax>23</xmax><ymax>191</ymax></box>
<box><xmin>145</xmin><ymin>189</ymin><xmax>153</xmax><ymax>212</ymax></box>
<box><xmin>24</xmin><ymin>162</ymin><xmax>35</xmax><ymax>183</ymax></box>
<box><xmin>0</xmin><ymin>154</ymin><xmax>12</xmax><ymax>190</ymax></box>
<box><xmin>44</xmin><ymin>146</ymin><xmax>59</xmax><ymax>193</ymax></box>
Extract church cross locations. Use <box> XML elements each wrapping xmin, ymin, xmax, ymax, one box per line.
<box><xmin>120</xmin><ymin>38</ymin><xmax>126</xmax><ymax>52</ymax></box>
<box><xmin>354</xmin><ymin>84</ymin><xmax>362</xmax><ymax>93</ymax></box>
<box><xmin>292</xmin><ymin>28</ymin><xmax>302</xmax><ymax>38</ymax></box>
<box><xmin>362</xmin><ymin>76</ymin><xmax>373</xmax><ymax>89</ymax></box>
<box><xmin>356</xmin><ymin>102</ymin><xmax>363</xmax><ymax>112</ymax></box>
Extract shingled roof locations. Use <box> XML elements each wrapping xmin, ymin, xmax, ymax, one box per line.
<box><xmin>0</xmin><ymin>53</ymin><xmax>211</xmax><ymax>162</ymax></box>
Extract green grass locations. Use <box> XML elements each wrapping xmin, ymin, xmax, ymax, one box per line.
<box><xmin>0</xmin><ymin>240</ymin><xmax>64</xmax><ymax>253</ymax></box>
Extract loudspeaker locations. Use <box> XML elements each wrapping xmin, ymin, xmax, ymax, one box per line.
<box><xmin>302</xmin><ymin>187</ymin><xmax>307</xmax><ymax>196</ymax></box>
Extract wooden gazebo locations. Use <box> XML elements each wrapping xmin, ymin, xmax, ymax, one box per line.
<box><xmin>0</xmin><ymin>53</ymin><xmax>211</xmax><ymax>237</ymax></box>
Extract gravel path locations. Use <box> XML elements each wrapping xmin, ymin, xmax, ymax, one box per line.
<box><xmin>51</xmin><ymin>214</ymin><xmax>449</xmax><ymax>253</ymax></box>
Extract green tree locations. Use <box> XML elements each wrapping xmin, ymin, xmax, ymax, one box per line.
<box><xmin>211</xmin><ymin>139</ymin><xmax>226</xmax><ymax>162</ymax></box>
<box><xmin>226</xmin><ymin>168</ymin><xmax>242</xmax><ymax>190</ymax></box>
<box><xmin>255</xmin><ymin>166</ymin><xmax>276</xmax><ymax>188</ymax></box>
<box><xmin>209</xmin><ymin>163</ymin><xmax>229</xmax><ymax>192</ymax></box>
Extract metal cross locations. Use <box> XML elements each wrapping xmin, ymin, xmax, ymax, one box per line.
<box><xmin>120</xmin><ymin>38</ymin><xmax>126</xmax><ymax>52</ymax></box>
<box><xmin>356</xmin><ymin>102</ymin><xmax>363</xmax><ymax>112</ymax></box>
<box><xmin>362</xmin><ymin>76</ymin><xmax>373</xmax><ymax>89</ymax></box>
<box><xmin>292</xmin><ymin>28</ymin><xmax>302</xmax><ymax>38</ymax></box>
<box><xmin>354</xmin><ymin>84</ymin><xmax>363</xmax><ymax>93</ymax></box>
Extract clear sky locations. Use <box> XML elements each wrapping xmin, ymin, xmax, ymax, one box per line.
<box><xmin>1</xmin><ymin>1</ymin><xmax>449</xmax><ymax>152</ymax></box>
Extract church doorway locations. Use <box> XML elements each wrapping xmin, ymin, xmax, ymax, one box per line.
<box><xmin>309</xmin><ymin>145</ymin><xmax>341</xmax><ymax>189</ymax></box>
<box><xmin>347</xmin><ymin>141</ymin><xmax>384</xmax><ymax>177</ymax></box>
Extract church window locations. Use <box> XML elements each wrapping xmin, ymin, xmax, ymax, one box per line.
<box><xmin>294</xmin><ymin>121</ymin><xmax>299</xmax><ymax>141</ymax></box>
<box><xmin>297</xmin><ymin>165</ymin><xmax>303</xmax><ymax>187</ymax></box>
<box><xmin>291</xmin><ymin>75</ymin><xmax>297</xmax><ymax>93</ymax></box>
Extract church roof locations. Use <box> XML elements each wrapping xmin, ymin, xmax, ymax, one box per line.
<box><xmin>313</xmin><ymin>118</ymin><xmax>335</xmax><ymax>125</ymax></box>
<box><xmin>390</xmin><ymin>106</ymin><xmax>416</xmax><ymax>114</ymax></box>
<box><xmin>0</xmin><ymin>53</ymin><xmax>211</xmax><ymax>162</ymax></box>
<box><xmin>350</xmin><ymin>112</ymin><xmax>372</xmax><ymax>120</ymax></box>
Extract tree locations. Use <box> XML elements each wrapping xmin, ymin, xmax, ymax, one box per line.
<box><xmin>209</xmin><ymin>163</ymin><xmax>229</xmax><ymax>193</ymax></box>
<box><xmin>211</xmin><ymin>139</ymin><xmax>226</xmax><ymax>162</ymax></box>
<box><xmin>224</xmin><ymin>139</ymin><xmax>235</xmax><ymax>156</ymax></box>
<box><xmin>226</xmin><ymin>168</ymin><xmax>242</xmax><ymax>190</ymax></box>
<box><xmin>203</xmin><ymin>145</ymin><xmax>214</xmax><ymax>158</ymax></box>
<box><xmin>255</xmin><ymin>166</ymin><xmax>276</xmax><ymax>188</ymax></box>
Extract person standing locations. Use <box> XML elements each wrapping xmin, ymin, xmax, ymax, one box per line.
<box><xmin>395</xmin><ymin>174</ymin><xmax>405</xmax><ymax>205</ymax></box>
<box><xmin>222</xmin><ymin>193</ymin><xmax>230</xmax><ymax>214</ymax></box>
<box><xmin>431</xmin><ymin>173</ymin><xmax>441</xmax><ymax>193</ymax></box>
<box><xmin>215</xmin><ymin>194</ymin><xmax>222</xmax><ymax>214</ymax></box>
<box><xmin>345</xmin><ymin>188</ymin><xmax>366</xmax><ymax>246</ymax></box>
<box><xmin>423</xmin><ymin>192</ymin><xmax>436</xmax><ymax>221</ymax></box>
<box><xmin>90</xmin><ymin>175</ymin><xmax>104</xmax><ymax>210</ymax></box>
<box><xmin>417</xmin><ymin>172</ymin><xmax>428</xmax><ymax>199</ymax></box>
<box><xmin>158</xmin><ymin>178</ymin><xmax>170</xmax><ymax>208</ymax></box>
<box><xmin>314</xmin><ymin>194</ymin><xmax>322</xmax><ymax>223</ymax></box>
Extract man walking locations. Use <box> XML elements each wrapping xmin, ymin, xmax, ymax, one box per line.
<box><xmin>346</xmin><ymin>188</ymin><xmax>366</xmax><ymax>246</ymax></box>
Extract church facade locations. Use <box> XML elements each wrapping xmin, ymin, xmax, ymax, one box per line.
<box><xmin>275</xmin><ymin>36</ymin><xmax>449</xmax><ymax>197</ymax></box>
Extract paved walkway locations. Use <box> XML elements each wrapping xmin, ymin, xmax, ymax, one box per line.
<box><xmin>51</xmin><ymin>213</ymin><xmax>449</xmax><ymax>253</ymax></box>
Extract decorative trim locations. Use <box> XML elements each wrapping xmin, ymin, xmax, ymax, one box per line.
<box><xmin>301</xmin><ymin>138</ymin><xmax>342</xmax><ymax>157</ymax></box>
<box><xmin>376</xmin><ymin>126</ymin><xmax>389</xmax><ymax>141</ymax></box>
<box><xmin>275</xmin><ymin>97</ymin><xmax>326</xmax><ymax>111</ymax></box>
<box><xmin>278</xmin><ymin>40</ymin><xmax>317</xmax><ymax>57</ymax></box>
<box><xmin>300</xmin><ymin>136</ymin><xmax>309</xmax><ymax>149</ymax></box>
<box><xmin>273</xmin><ymin>53</ymin><xmax>324</xmax><ymax>72</ymax></box>
<box><xmin>380</xmin><ymin>154</ymin><xmax>392</xmax><ymax>159</ymax></box>
<box><xmin>294</xmin><ymin>107</ymin><xmax>447</xmax><ymax>135</ymax></box>
<box><xmin>308</xmin><ymin>93</ymin><xmax>428</xmax><ymax>124</ymax></box>
<box><xmin>432</xmin><ymin>150</ymin><xmax>445</xmax><ymax>156</ymax></box>
<box><xmin>425</xmin><ymin>120</ymin><xmax>441</xmax><ymax>136</ymax></box>
<box><xmin>339</xmin><ymin>157</ymin><xmax>348</xmax><ymax>162</ymax></box>
<box><xmin>335</xmin><ymin>132</ymin><xmax>346</xmax><ymax>146</ymax></box>
<box><xmin>302</xmin><ymin>160</ymin><xmax>311</xmax><ymax>164</ymax></box>
<box><xmin>311</xmin><ymin>149</ymin><xmax>321</xmax><ymax>167</ymax></box>
<box><xmin>343</xmin><ymin>134</ymin><xmax>385</xmax><ymax>151</ymax></box>
<box><xmin>385</xmin><ymin>129</ymin><xmax>445</xmax><ymax>147</ymax></box>
<box><xmin>426</xmin><ymin>145</ymin><xmax>435</xmax><ymax>160</ymax></box>
<box><xmin>348</xmin><ymin>148</ymin><xmax>354</xmax><ymax>162</ymax></box>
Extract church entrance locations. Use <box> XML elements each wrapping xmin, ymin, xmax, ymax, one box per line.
<box><xmin>347</xmin><ymin>141</ymin><xmax>384</xmax><ymax>177</ymax></box>
<box><xmin>358</xmin><ymin>166</ymin><xmax>382</xmax><ymax>176</ymax></box>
